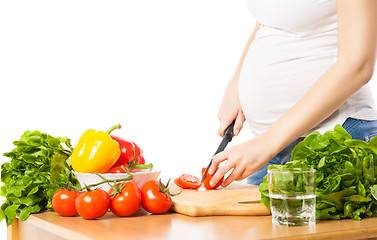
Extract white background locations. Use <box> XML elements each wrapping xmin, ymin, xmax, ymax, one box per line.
<box><xmin>0</xmin><ymin>0</ymin><xmax>376</xmax><ymax>238</ymax></box>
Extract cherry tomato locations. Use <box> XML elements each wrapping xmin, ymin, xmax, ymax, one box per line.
<box><xmin>108</xmin><ymin>182</ymin><xmax>141</xmax><ymax>216</ymax></box>
<box><xmin>175</xmin><ymin>174</ymin><xmax>202</xmax><ymax>189</ymax></box>
<box><xmin>52</xmin><ymin>189</ymin><xmax>79</xmax><ymax>217</ymax></box>
<box><xmin>75</xmin><ymin>189</ymin><xmax>110</xmax><ymax>220</ymax></box>
<box><xmin>201</xmin><ymin>167</ymin><xmax>224</xmax><ymax>190</ymax></box>
<box><xmin>111</xmin><ymin>135</ymin><xmax>136</xmax><ymax>166</ymax></box>
<box><xmin>107</xmin><ymin>165</ymin><xmax>128</xmax><ymax>173</ymax></box>
<box><xmin>141</xmin><ymin>180</ymin><xmax>173</xmax><ymax>214</ymax></box>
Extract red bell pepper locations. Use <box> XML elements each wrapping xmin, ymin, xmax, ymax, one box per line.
<box><xmin>110</xmin><ymin>135</ymin><xmax>147</xmax><ymax>166</ymax></box>
<box><xmin>110</xmin><ymin>135</ymin><xmax>135</xmax><ymax>167</ymax></box>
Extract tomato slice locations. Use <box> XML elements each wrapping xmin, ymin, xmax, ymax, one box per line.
<box><xmin>173</xmin><ymin>178</ymin><xmax>187</xmax><ymax>189</ymax></box>
<box><xmin>201</xmin><ymin>167</ymin><xmax>223</xmax><ymax>190</ymax></box>
<box><xmin>175</xmin><ymin>174</ymin><xmax>202</xmax><ymax>189</ymax></box>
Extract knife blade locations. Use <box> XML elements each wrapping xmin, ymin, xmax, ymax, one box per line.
<box><xmin>201</xmin><ymin>120</ymin><xmax>235</xmax><ymax>183</ymax></box>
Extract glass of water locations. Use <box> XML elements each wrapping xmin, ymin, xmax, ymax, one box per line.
<box><xmin>268</xmin><ymin>168</ymin><xmax>316</xmax><ymax>226</ymax></box>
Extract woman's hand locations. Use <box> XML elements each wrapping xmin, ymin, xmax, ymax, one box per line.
<box><xmin>208</xmin><ymin>134</ymin><xmax>276</xmax><ymax>187</ymax></box>
<box><xmin>217</xmin><ymin>79</ymin><xmax>245</xmax><ymax>137</ymax></box>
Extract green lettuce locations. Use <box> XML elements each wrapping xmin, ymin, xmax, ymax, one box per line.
<box><xmin>260</xmin><ymin>124</ymin><xmax>377</xmax><ymax>221</ymax></box>
<box><xmin>0</xmin><ymin>130</ymin><xmax>79</xmax><ymax>226</ymax></box>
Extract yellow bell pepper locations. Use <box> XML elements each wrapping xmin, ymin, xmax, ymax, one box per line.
<box><xmin>71</xmin><ymin>124</ymin><xmax>121</xmax><ymax>173</ymax></box>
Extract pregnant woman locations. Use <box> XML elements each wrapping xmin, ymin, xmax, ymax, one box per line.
<box><xmin>209</xmin><ymin>0</ymin><xmax>377</xmax><ymax>186</ymax></box>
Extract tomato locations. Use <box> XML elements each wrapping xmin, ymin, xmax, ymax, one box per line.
<box><xmin>107</xmin><ymin>165</ymin><xmax>128</xmax><ymax>173</ymax></box>
<box><xmin>201</xmin><ymin>167</ymin><xmax>224</xmax><ymax>190</ymax></box>
<box><xmin>107</xmin><ymin>162</ymin><xmax>150</xmax><ymax>173</ymax></box>
<box><xmin>108</xmin><ymin>182</ymin><xmax>141</xmax><ymax>216</ymax></box>
<box><xmin>111</xmin><ymin>135</ymin><xmax>136</xmax><ymax>166</ymax></box>
<box><xmin>52</xmin><ymin>189</ymin><xmax>79</xmax><ymax>217</ymax></box>
<box><xmin>173</xmin><ymin>178</ymin><xmax>187</xmax><ymax>189</ymax></box>
<box><xmin>141</xmin><ymin>180</ymin><xmax>173</xmax><ymax>214</ymax></box>
<box><xmin>175</xmin><ymin>174</ymin><xmax>202</xmax><ymax>189</ymax></box>
<box><xmin>75</xmin><ymin>189</ymin><xmax>110</xmax><ymax>220</ymax></box>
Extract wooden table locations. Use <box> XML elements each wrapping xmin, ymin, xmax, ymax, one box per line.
<box><xmin>7</xmin><ymin>210</ymin><xmax>377</xmax><ymax>240</ymax></box>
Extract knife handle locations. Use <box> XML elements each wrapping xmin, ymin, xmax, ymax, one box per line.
<box><xmin>214</xmin><ymin>120</ymin><xmax>235</xmax><ymax>156</ymax></box>
<box><xmin>223</xmin><ymin>120</ymin><xmax>235</xmax><ymax>142</ymax></box>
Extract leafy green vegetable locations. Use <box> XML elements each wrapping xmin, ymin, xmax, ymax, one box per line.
<box><xmin>0</xmin><ymin>130</ymin><xmax>79</xmax><ymax>226</ymax></box>
<box><xmin>259</xmin><ymin>124</ymin><xmax>377</xmax><ymax>221</ymax></box>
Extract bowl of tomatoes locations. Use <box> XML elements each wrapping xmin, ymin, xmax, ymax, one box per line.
<box><xmin>73</xmin><ymin>169</ymin><xmax>161</xmax><ymax>192</ymax></box>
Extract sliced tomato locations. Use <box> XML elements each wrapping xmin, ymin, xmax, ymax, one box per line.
<box><xmin>174</xmin><ymin>178</ymin><xmax>187</xmax><ymax>189</ymax></box>
<box><xmin>175</xmin><ymin>174</ymin><xmax>201</xmax><ymax>189</ymax></box>
<box><xmin>201</xmin><ymin>167</ymin><xmax>223</xmax><ymax>190</ymax></box>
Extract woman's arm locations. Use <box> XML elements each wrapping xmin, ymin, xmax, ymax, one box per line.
<box><xmin>217</xmin><ymin>22</ymin><xmax>261</xmax><ymax>136</ymax></box>
<box><xmin>210</xmin><ymin>0</ymin><xmax>377</xmax><ymax>187</ymax></box>
<box><xmin>263</xmin><ymin>0</ymin><xmax>377</xmax><ymax>156</ymax></box>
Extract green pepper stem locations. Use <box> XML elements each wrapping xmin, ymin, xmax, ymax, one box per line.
<box><xmin>128</xmin><ymin>158</ymin><xmax>153</xmax><ymax>170</ymax></box>
<box><xmin>106</xmin><ymin>124</ymin><xmax>122</xmax><ymax>134</ymax></box>
<box><xmin>130</xmin><ymin>162</ymin><xmax>153</xmax><ymax>170</ymax></box>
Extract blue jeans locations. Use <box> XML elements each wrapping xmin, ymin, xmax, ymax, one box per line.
<box><xmin>246</xmin><ymin>117</ymin><xmax>377</xmax><ymax>185</ymax></box>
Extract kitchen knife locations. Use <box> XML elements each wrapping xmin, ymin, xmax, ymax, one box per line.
<box><xmin>201</xmin><ymin>120</ymin><xmax>235</xmax><ymax>183</ymax></box>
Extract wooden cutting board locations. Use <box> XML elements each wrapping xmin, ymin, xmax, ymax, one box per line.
<box><xmin>169</xmin><ymin>181</ymin><xmax>271</xmax><ymax>217</ymax></box>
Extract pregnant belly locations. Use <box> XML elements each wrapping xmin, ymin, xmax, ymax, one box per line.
<box><xmin>238</xmin><ymin>39</ymin><xmax>337</xmax><ymax>135</ymax></box>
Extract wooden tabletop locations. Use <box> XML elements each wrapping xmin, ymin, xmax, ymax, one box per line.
<box><xmin>8</xmin><ymin>209</ymin><xmax>377</xmax><ymax>240</ymax></box>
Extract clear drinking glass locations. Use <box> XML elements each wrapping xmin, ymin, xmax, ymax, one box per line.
<box><xmin>268</xmin><ymin>168</ymin><xmax>316</xmax><ymax>226</ymax></box>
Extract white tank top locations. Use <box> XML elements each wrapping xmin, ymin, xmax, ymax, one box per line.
<box><xmin>239</xmin><ymin>0</ymin><xmax>377</xmax><ymax>136</ymax></box>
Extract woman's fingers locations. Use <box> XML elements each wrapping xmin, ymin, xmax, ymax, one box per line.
<box><xmin>221</xmin><ymin>165</ymin><xmax>245</xmax><ymax>187</ymax></box>
<box><xmin>208</xmin><ymin>150</ymin><xmax>227</xmax><ymax>175</ymax></box>
<box><xmin>217</xmin><ymin>120</ymin><xmax>231</xmax><ymax>137</ymax></box>
<box><xmin>237</xmin><ymin>168</ymin><xmax>253</xmax><ymax>181</ymax></box>
<box><xmin>218</xmin><ymin>111</ymin><xmax>245</xmax><ymax>137</ymax></box>
<box><xmin>208</xmin><ymin>150</ymin><xmax>233</xmax><ymax>186</ymax></box>
<box><xmin>234</xmin><ymin>110</ymin><xmax>245</xmax><ymax>136</ymax></box>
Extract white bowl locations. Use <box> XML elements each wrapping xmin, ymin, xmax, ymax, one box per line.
<box><xmin>72</xmin><ymin>169</ymin><xmax>161</xmax><ymax>192</ymax></box>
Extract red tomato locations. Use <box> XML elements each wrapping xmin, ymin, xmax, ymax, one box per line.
<box><xmin>173</xmin><ymin>178</ymin><xmax>186</xmax><ymax>189</ymax></box>
<box><xmin>141</xmin><ymin>180</ymin><xmax>173</xmax><ymax>214</ymax></box>
<box><xmin>111</xmin><ymin>135</ymin><xmax>136</xmax><ymax>166</ymax></box>
<box><xmin>107</xmin><ymin>165</ymin><xmax>128</xmax><ymax>173</ymax></box>
<box><xmin>52</xmin><ymin>189</ymin><xmax>79</xmax><ymax>217</ymax></box>
<box><xmin>201</xmin><ymin>167</ymin><xmax>224</xmax><ymax>190</ymax></box>
<box><xmin>108</xmin><ymin>182</ymin><xmax>141</xmax><ymax>216</ymax></box>
<box><xmin>75</xmin><ymin>189</ymin><xmax>110</xmax><ymax>220</ymax></box>
<box><xmin>175</xmin><ymin>174</ymin><xmax>202</xmax><ymax>189</ymax></box>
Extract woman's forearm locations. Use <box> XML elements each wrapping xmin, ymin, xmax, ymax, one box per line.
<box><xmin>264</xmin><ymin>61</ymin><xmax>375</xmax><ymax>157</ymax></box>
